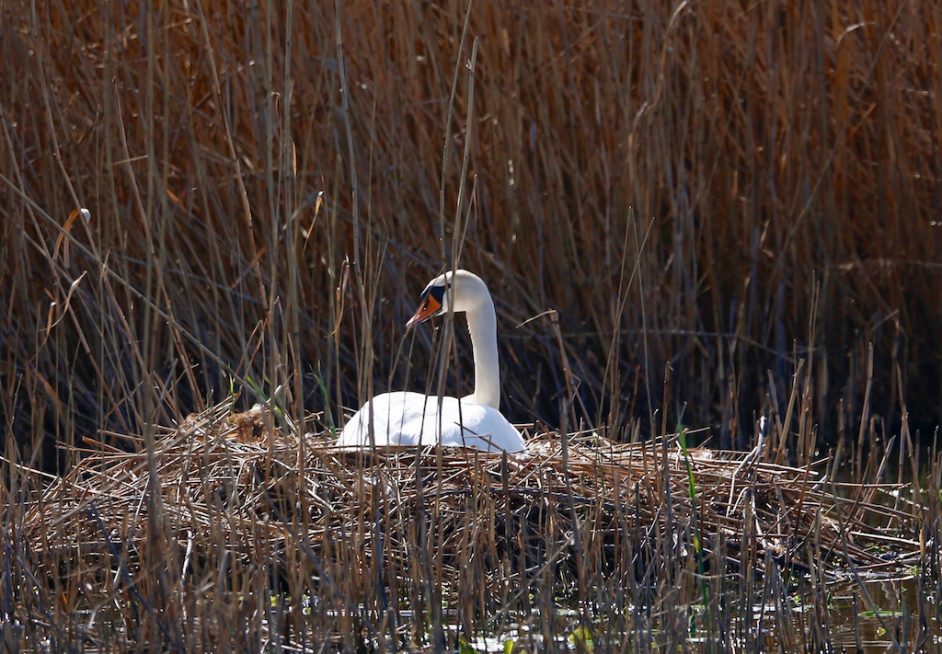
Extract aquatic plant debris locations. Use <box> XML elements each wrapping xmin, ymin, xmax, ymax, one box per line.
<box><xmin>25</xmin><ymin>402</ymin><xmax>920</xmax><ymax>589</ymax></box>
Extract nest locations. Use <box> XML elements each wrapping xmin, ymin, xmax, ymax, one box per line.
<box><xmin>22</xmin><ymin>402</ymin><xmax>920</xmax><ymax>608</ymax></box>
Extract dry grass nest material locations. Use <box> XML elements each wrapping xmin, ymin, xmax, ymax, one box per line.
<box><xmin>24</xmin><ymin>402</ymin><xmax>920</xmax><ymax>592</ymax></box>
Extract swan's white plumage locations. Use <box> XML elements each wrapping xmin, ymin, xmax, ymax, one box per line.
<box><xmin>337</xmin><ymin>391</ymin><xmax>525</xmax><ymax>452</ymax></box>
<box><xmin>338</xmin><ymin>269</ymin><xmax>527</xmax><ymax>454</ymax></box>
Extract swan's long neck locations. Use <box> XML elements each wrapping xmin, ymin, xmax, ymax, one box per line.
<box><xmin>465</xmin><ymin>297</ymin><xmax>501</xmax><ymax>409</ymax></box>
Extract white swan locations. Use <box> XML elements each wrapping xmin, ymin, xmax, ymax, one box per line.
<box><xmin>338</xmin><ymin>270</ymin><xmax>526</xmax><ymax>453</ymax></box>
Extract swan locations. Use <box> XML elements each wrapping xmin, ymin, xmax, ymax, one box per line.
<box><xmin>338</xmin><ymin>269</ymin><xmax>526</xmax><ymax>453</ymax></box>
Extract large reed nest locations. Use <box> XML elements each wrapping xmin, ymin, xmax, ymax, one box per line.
<box><xmin>22</xmin><ymin>401</ymin><xmax>919</xmax><ymax>608</ymax></box>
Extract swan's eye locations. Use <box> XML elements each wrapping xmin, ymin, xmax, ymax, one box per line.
<box><xmin>429</xmin><ymin>285</ymin><xmax>446</xmax><ymax>305</ymax></box>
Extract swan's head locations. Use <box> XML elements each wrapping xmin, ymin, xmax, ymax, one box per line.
<box><xmin>406</xmin><ymin>269</ymin><xmax>490</xmax><ymax>328</ymax></box>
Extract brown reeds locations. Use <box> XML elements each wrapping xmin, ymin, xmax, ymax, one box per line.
<box><xmin>2</xmin><ymin>1</ymin><xmax>942</xmax><ymax>459</ymax></box>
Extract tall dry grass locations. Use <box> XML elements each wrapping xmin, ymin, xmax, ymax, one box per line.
<box><xmin>2</xmin><ymin>1</ymin><xmax>941</xmax><ymax>463</ymax></box>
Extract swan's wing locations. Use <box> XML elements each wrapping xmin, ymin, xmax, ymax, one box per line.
<box><xmin>339</xmin><ymin>393</ymin><xmax>525</xmax><ymax>452</ymax></box>
<box><xmin>421</xmin><ymin>403</ymin><xmax>526</xmax><ymax>453</ymax></box>
<box><xmin>339</xmin><ymin>392</ymin><xmax>448</xmax><ymax>446</ymax></box>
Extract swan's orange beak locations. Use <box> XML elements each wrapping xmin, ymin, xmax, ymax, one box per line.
<box><xmin>406</xmin><ymin>295</ymin><xmax>441</xmax><ymax>329</ymax></box>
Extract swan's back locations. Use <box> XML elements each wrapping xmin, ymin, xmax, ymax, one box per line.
<box><xmin>338</xmin><ymin>391</ymin><xmax>525</xmax><ymax>453</ymax></box>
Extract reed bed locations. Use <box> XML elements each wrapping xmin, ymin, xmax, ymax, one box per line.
<box><xmin>6</xmin><ymin>401</ymin><xmax>924</xmax><ymax>651</ymax></box>
<box><xmin>3</xmin><ymin>0</ymin><xmax>942</xmax><ymax>649</ymax></box>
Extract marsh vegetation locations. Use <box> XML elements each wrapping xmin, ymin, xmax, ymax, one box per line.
<box><xmin>2</xmin><ymin>0</ymin><xmax>942</xmax><ymax>650</ymax></box>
